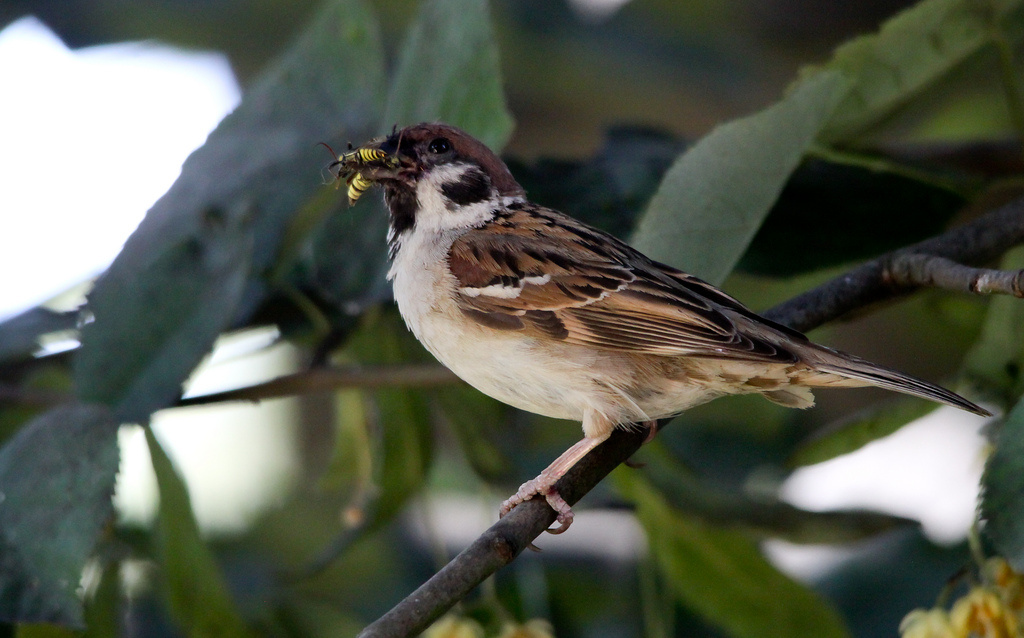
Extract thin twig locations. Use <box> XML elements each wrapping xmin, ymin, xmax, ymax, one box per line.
<box><xmin>177</xmin><ymin>363</ymin><xmax>461</xmax><ymax>408</ymax></box>
<box><xmin>359</xmin><ymin>194</ymin><xmax>1024</xmax><ymax>638</ymax></box>
<box><xmin>0</xmin><ymin>364</ymin><xmax>462</xmax><ymax>410</ymax></box>
<box><xmin>0</xmin><ymin>383</ymin><xmax>72</xmax><ymax>407</ymax></box>
<box><xmin>882</xmin><ymin>254</ymin><xmax>1024</xmax><ymax>298</ymax></box>
<box><xmin>763</xmin><ymin>194</ymin><xmax>1024</xmax><ymax>331</ymax></box>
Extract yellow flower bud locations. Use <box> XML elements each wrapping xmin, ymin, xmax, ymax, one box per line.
<box><xmin>950</xmin><ymin>587</ymin><xmax>1019</xmax><ymax>638</ymax></box>
<box><xmin>423</xmin><ymin>615</ymin><xmax>485</xmax><ymax>638</ymax></box>
<box><xmin>986</xmin><ymin>557</ymin><xmax>1024</xmax><ymax>614</ymax></box>
<box><xmin>899</xmin><ymin>608</ymin><xmax>957</xmax><ymax>638</ymax></box>
<box><xmin>495</xmin><ymin>620</ymin><xmax>555</xmax><ymax>638</ymax></box>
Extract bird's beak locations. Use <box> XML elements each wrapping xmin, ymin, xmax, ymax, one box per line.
<box><xmin>355</xmin><ymin>135</ymin><xmax>410</xmax><ymax>183</ymax></box>
<box><xmin>331</xmin><ymin>132</ymin><xmax>411</xmax><ymax>206</ymax></box>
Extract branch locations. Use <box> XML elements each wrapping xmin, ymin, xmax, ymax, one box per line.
<box><xmin>360</xmin><ymin>194</ymin><xmax>1024</xmax><ymax>638</ymax></box>
<box><xmin>763</xmin><ymin>195</ymin><xmax>1024</xmax><ymax>331</ymax></box>
<box><xmin>881</xmin><ymin>254</ymin><xmax>1024</xmax><ymax>298</ymax></box>
<box><xmin>0</xmin><ymin>383</ymin><xmax>71</xmax><ymax>407</ymax></box>
<box><xmin>176</xmin><ymin>363</ymin><xmax>460</xmax><ymax>408</ymax></box>
<box><xmin>0</xmin><ymin>364</ymin><xmax>461</xmax><ymax>410</ymax></box>
<box><xmin>357</xmin><ymin>426</ymin><xmax>650</xmax><ymax>638</ymax></box>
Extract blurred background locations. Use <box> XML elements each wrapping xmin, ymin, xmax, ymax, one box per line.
<box><xmin>0</xmin><ymin>0</ymin><xmax>1015</xmax><ymax>636</ymax></box>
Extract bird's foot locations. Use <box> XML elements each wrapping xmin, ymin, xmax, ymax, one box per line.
<box><xmin>499</xmin><ymin>476</ymin><xmax>574</xmax><ymax>533</ymax></box>
<box><xmin>498</xmin><ymin>433</ymin><xmax>611</xmax><ymax>534</ymax></box>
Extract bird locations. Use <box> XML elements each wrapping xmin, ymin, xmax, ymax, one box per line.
<box><xmin>337</xmin><ymin>122</ymin><xmax>991</xmax><ymax>533</ymax></box>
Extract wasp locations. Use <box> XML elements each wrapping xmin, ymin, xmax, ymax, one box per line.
<box><xmin>344</xmin><ymin>171</ymin><xmax>376</xmax><ymax>207</ymax></box>
<box><xmin>321</xmin><ymin>141</ymin><xmax>400</xmax><ymax>206</ymax></box>
<box><xmin>335</xmin><ymin>147</ymin><xmax>392</xmax><ymax>167</ymax></box>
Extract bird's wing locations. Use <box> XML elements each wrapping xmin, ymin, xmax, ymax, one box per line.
<box><xmin>447</xmin><ymin>204</ymin><xmax>803</xmax><ymax>363</ymax></box>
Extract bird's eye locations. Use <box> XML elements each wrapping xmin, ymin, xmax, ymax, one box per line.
<box><xmin>427</xmin><ymin>137</ymin><xmax>451</xmax><ymax>154</ymax></box>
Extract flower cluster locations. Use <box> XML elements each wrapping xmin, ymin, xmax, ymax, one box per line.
<box><xmin>900</xmin><ymin>559</ymin><xmax>1024</xmax><ymax>638</ymax></box>
<box><xmin>424</xmin><ymin>615</ymin><xmax>554</xmax><ymax>638</ymax></box>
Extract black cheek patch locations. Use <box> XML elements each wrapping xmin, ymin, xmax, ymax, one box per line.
<box><xmin>386</xmin><ymin>186</ymin><xmax>417</xmax><ymax>236</ymax></box>
<box><xmin>441</xmin><ymin>168</ymin><xmax>492</xmax><ymax>207</ymax></box>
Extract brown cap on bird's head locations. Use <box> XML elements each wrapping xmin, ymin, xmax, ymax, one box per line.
<box><xmin>370</xmin><ymin>123</ymin><xmax>524</xmax><ymax>198</ymax></box>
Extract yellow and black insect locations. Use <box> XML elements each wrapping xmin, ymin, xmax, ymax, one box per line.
<box><xmin>335</xmin><ymin>146</ymin><xmax>392</xmax><ymax>167</ymax></box>
<box><xmin>344</xmin><ymin>171</ymin><xmax>375</xmax><ymax>207</ymax></box>
<box><xmin>321</xmin><ymin>142</ymin><xmax>400</xmax><ymax>206</ymax></box>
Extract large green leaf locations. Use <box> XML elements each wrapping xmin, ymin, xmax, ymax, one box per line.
<box><xmin>632</xmin><ymin>0</ymin><xmax>1024</xmax><ymax>285</ymax></box>
<box><xmin>617</xmin><ymin>471</ymin><xmax>850</xmax><ymax>638</ymax></box>
<box><xmin>816</xmin><ymin>0</ymin><xmax>1024</xmax><ymax>143</ymax></box>
<box><xmin>145</xmin><ymin>428</ymin><xmax>251</xmax><ymax>638</ymax></box>
<box><xmin>382</xmin><ymin>0</ymin><xmax>515</xmax><ymax>150</ymax></box>
<box><xmin>981</xmin><ymin>397</ymin><xmax>1024</xmax><ymax>570</ymax></box>
<box><xmin>75</xmin><ymin>209</ymin><xmax>254</xmax><ymax>422</ymax></box>
<box><xmin>74</xmin><ymin>0</ymin><xmax>386</xmax><ymax>422</ymax></box>
<box><xmin>0</xmin><ymin>404</ymin><xmax>119</xmax><ymax>627</ymax></box>
<box><xmin>630</xmin><ymin>71</ymin><xmax>850</xmax><ymax>285</ymax></box>
<box><xmin>507</xmin><ymin>130</ymin><xmax>971</xmax><ymax>279</ymax></box>
<box><xmin>310</xmin><ymin>0</ymin><xmax>516</xmax><ymax>310</ymax></box>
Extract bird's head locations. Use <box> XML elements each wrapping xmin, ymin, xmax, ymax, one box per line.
<box><xmin>349</xmin><ymin>123</ymin><xmax>525</xmax><ymax>245</ymax></box>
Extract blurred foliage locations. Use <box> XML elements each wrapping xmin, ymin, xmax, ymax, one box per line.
<box><xmin>2</xmin><ymin>0</ymin><xmax>1024</xmax><ymax>637</ymax></box>
<box><xmin>144</xmin><ymin>429</ymin><xmax>252</xmax><ymax>638</ymax></box>
<box><xmin>633</xmin><ymin>70</ymin><xmax>849</xmax><ymax>284</ymax></box>
<box><xmin>0</xmin><ymin>405</ymin><xmax>118</xmax><ymax>627</ymax></box>
<box><xmin>619</xmin><ymin>471</ymin><xmax>850</xmax><ymax>638</ymax></box>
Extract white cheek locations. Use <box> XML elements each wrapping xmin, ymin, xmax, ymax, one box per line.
<box><xmin>414</xmin><ymin>163</ymin><xmax>498</xmax><ymax>233</ymax></box>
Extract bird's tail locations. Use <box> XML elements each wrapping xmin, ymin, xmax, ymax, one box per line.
<box><xmin>805</xmin><ymin>346</ymin><xmax>991</xmax><ymax>417</ymax></box>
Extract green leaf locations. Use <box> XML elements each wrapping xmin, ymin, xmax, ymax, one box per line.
<box><xmin>82</xmin><ymin>557</ymin><xmax>120</xmax><ymax>638</ymax></box>
<box><xmin>617</xmin><ymin>471</ymin><xmax>850</xmax><ymax>638</ymax></box>
<box><xmin>0</xmin><ymin>404</ymin><xmax>119</xmax><ymax>627</ymax></box>
<box><xmin>75</xmin><ymin>0</ymin><xmax>387</xmax><ymax>422</ymax></box>
<box><xmin>981</xmin><ymin>396</ymin><xmax>1024</xmax><ymax>571</ymax></box>
<box><xmin>75</xmin><ymin>207</ymin><xmax>255</xmax><ymax>422</ymax></box>
<box><xmin>144</xmin><ymin>428</ymin><xmax>251</xmax><ymax>638</ymax></box>
<box><xmin>178</xmin><ymin>0</ymin><xmax>386</xmax><ymax>279</ymax></box>
<box><xmin>789</xmin><ymin>397</ymin><xmax>938</xmax><ymax>467</ymax></box>
<box><xmin>816</xmin><ymin>0</ymin><xmax>1024</xmax><ymax>143</ymax></box>
<box><xmin>311</xmin><ymin>0</ymin><xmax>518</xmax><ymax>310</ymax></box>
<box><xmin>630</xmin><ymin>71</ymin><xmax>850</xmax><ymax>285</ymax></box>
<box><xmin>263</xmin><ymin>0</ymin><xmax>388</xmax><ymax>296</ymax></box>
<box><xmin>383</xmin><ymin>0</ymin><xmax>515</xmax><ymax>150</ymax></box>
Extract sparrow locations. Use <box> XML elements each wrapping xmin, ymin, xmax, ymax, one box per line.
<box><xmin>336</xmin><ymin>122</ymin><xmax>990</xmax><ymax>533</ymax></box>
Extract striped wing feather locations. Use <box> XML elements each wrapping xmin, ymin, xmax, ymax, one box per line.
<box><xmin>446</xmin><ymin>206</ymin><xmax>800</xmax><ymax>364</ymax></box>
<box><xmin>444</xmin><ymin>204</ymin><xmax>990</xmax><ymax>416</ymax></box>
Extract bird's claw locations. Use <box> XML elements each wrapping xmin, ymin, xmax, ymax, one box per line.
<box><xmin>499</xmin><ymin>479</ymin><xmax>575</xmax><ymax>534</ymax></box>
<box><xmin>543</xmin><ymin>489</ymin><xmax>573</xmax><ymax>533</ymax></box>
